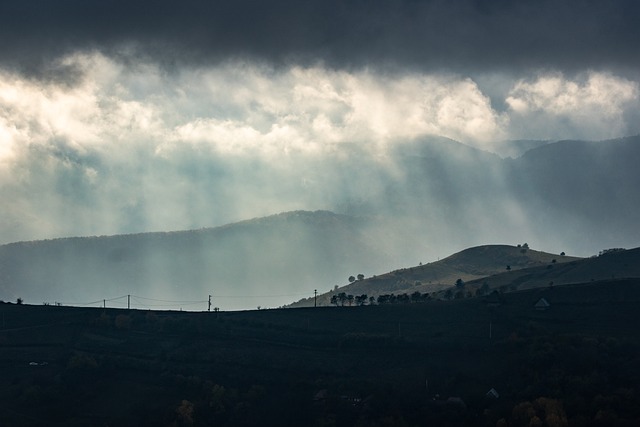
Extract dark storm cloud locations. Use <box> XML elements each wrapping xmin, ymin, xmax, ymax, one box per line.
<box><xmin>1</xmin><ymin>0</ymin><xmax>638</xmax><ymax>74</ymax></box>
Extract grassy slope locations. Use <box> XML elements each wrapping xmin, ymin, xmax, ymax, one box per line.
<box><xmin>291</xmin><ymin>245</ymin><xmax>581</xmax><ymax>307</ymax></box>
<box><xmin>463</xmin><ymin>247</ymin><xmax>640</xmax><ymax>294</ymax></box>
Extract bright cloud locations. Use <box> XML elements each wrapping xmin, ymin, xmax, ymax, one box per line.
<box><xmin>3</xmin><ymin>54</ymin><xmax>638</xmax><ymax>165</ymax></box>
<box><xmin>506</xmin><ymin>72</ymin><xmax>639</xmax><ymax>139</ymax></box>
<box><xmin>0</xmin><ymin>54</ymin><xmax>512</xmax><ymax>164</ymax></box>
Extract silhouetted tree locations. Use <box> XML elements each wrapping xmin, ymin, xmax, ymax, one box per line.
<box><xmin>347</xmin><ymin>294</ymin><xmax>354</xmax><ymax>306</ymax></box>
<box><xmin>411</xmin><ymin>291</ymin><xmax>422</xmax><ymax>303</ymax></box>
<box><xmin>338</xmin><ymin>292</ymin><xmax>347</xmax><ymax>306</ymax></box>
<box><xmin>348</xmin><ymin>276</ymin><xmax>356</xmax><ymax>283</ymax></box>
<box><xmin>357</xmin><ymin>274</ymin><xmax>365</xmax><ymax>281</ymax></box>
<box><xmin>330</xmin><ymin>295</ymin><xmax>338</xmax><ymax>306</ymax></box>
<box><xmin>506</xmin><ymin>265</ymin><xmax>511</xmax><ymax>271</ymax></box>
<box><xmin>377</xmin><ymin>294</ymin><xmax>390</xmax><ymax>305</ymax></box>
<box><xmin>397</xmin><ymin>293</ymin><xmax>410</xmax><ymax>304</ymax></box>
<box><xmin>478</xmin><ymin>282</ymin><xmax>490</xmax><ymax>296</ymax></box>
<box><xmin>455</xmin><ymin>278</ymin><xmax>465</xmax><ymax>288</ymax></box>
<box><xmin>355</xmin><ymin>294</ymin><xmax>368</xmax><ymax>306</ymax></box>
<box><xmin>16</xmin><ymin>297</ymin><xmax>23</xmax><ymax>305</ymax></box>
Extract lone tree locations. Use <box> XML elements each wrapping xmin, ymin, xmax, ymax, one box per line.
<box><xmin>455</xmin><ymin>278</ymin><xmax>465</xmax><ymax>288</ymax></box>
<box><xmin>357</xmin><ymin>274</ymin><xmax>365</xmax><ymax>281</ymax></box>
<box><xmin>348</xmin><ymin>276</ymin><xmax>356</xmax><ymax>283</ymax></box>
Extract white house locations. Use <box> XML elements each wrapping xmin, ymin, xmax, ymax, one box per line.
<box><xmin>534</xmin><ymin>298</ymin><xmax>551</xmax><ymax>311</ymax></box>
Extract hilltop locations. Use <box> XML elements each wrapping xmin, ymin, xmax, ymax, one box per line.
<box><xmin>289</xmin><ymin>244</ymin><xmax>581</xmax><ymax>307</ymax></box>
<box><xmin>290</xmin><ymin>245</ymin><xmax>640</xmax><ymax>308</ymax></box>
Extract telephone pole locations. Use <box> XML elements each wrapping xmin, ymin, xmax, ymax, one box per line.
<box><xmin>127</xmin><ymin>294</ymin><xmax>130</xmax><ymax>310</ymax></box>
<box><xmin>208</xmin><ymin>295</ymin><xmax>212</xmax><ymax>312</ymax></box>
<box><xmin>314</xmin><ymin>289</ymin><xmax>317</xmax><ymax>307</ymax></box>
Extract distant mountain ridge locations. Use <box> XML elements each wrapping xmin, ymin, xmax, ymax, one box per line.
<box><xmin>0</xmin><ymin>211</ymin><xmax>409</xmax><ymax>311</ymax></box>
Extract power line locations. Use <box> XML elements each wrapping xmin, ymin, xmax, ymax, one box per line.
<box><xmin>210</xmin><ymin>292</ymin><xmax>312</xmax><ymax>298</ymax></box>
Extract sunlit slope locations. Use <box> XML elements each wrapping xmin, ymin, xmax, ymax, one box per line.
<box><xmin>461</xmin><ymin>247</ymin><xmax>640</xmax><ymax>293</ymax></box>
<box><xmin>290</xmin><ymin>245</ymin><xmax>580</xmax><ymax>307</ymax></box>
<box><xmin>0</xmin><ymin>211</ymin><xmax>404</xmax><ymax>310</ymax></box>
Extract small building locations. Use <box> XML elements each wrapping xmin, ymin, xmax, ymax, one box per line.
<box><xmin>534</xmin><ymin>298</ymin><xmax>551</xmax><ymax>311</ymax></box>
<box><xmin>484</xmin><ymin>291</ymin><xmax>502</xmax><ymax>307</ymax></box>
<box><xmin>486</xmin><ymin>388</ymin><xmax>499</xmax><ymax>399</ymax></box>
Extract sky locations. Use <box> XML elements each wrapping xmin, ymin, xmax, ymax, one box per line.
<box><xmin>1</xmin><ymin>0</ymin><xmax>640</xmax><ymax>247</ymax></box>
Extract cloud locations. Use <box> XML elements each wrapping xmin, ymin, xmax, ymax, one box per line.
<box><xmin>1</xmin><ymin>53</ymin><xmax>640</xmax><ymax>246</ymax></box>
<box><xmin>1</xmin><ymin>0</ymin><xmax>639</xmax><ymax>76</ymax></box>
<box><xmin>506</xmin><ymin>72</ymin><xmax>640</xmax><ymax>139</ymax></box>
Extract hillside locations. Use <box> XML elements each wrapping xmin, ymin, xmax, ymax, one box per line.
<box><xmin>290</xmin><ymin>245</ymin><xmax>580</xmax><ymax>307</ymax></box>
<box><xmin>461</xmin><ymin>247</ymin><xmax>640</xmax><ymax>294</ymax></box>
<box><xmin>1</xmin><ymin>279</ymin><xmax>639</xmax><ymax>426</ymax></box>
<box><xmin>0</xmin><ymin>211</ymin><xmax>411</xmax><ymax>311</ymax></box>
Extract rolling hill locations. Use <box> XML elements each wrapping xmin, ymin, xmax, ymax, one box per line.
<box><xmin>290</xmin><ymin>245</ymin><xmax>640</xmax><ymax>307</ymax></box>
<box><xmin>289</xmin><ymin>245</ymin><xmax>581</xmax><ymax>307</ymax></box>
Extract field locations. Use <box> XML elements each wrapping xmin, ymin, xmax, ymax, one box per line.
<box><xmin>1</xmin><ymin>279</ymin><xmax>640</xmax><ymax>426</ymax></box>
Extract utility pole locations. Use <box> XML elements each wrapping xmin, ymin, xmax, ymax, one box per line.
<box><xmin>127</xmin><ymin>294</ymin><xmax>130</xmax><ymax>310</ymax></box>
<box><xmin>208</xmin><ymin>295</ymin><xmax>212</xmax><ymax>312</ymax></box>
<box><xmin>314</xmin><ymin>289</ymin><xmax>317</xmax><ymax>307</ymax></box>
<box><xmin>103</xmin><ymin>299</ymin><xmax>106</xmax><ymax>309</ymax></box>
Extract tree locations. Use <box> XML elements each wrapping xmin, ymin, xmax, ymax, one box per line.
<box><xmin>337</xmin><ymin>292</ymin><xmax>347</xmax><ymax>306</ymax></box>
<box><xmin>355</xmin><ymin>294</ymin><xmax>368</xmax><ymax>306</ymax></box>
<box><xmin>16</xmin><ymin>297</ymin><xmax>23</xmax><ymax>305</ymax></box>
<box><xmin>377</xmin><ymin>294</ymin><xmax>390</xmax><ymax>305</ymax></box>
<box><xmin>506</xmin><ymin>265</ymin><xmax>511</xmax><ymax>271</ymax></box>
<box><xmin>411</xmin><ymin>291</ymin><xmax>422</xmax><ymax>303</ymax></box>
<box><xmin>357</xmin><ymin>274</ymin><xmax>364</xmax><ymax>281</ymax></box>
<box><xmin>330</xmin><ymin>295</ymin><xmax>338</xmax><ymax>306</ymax></box>
<box><xmin>455</xmin><ymin>278</ymin><xmax>465</xmax><ymax>288</ymax></box>
<box><xmin>368</xmin><ymin>296</ymin><xmax>376</xmax><ymax>305</ymax></box>
<box><xmin>347</xmin><ymin>294</ymin><xmax>354</xmax><ymax>306</ymax></box>
<box><xmin>397</xmin><ymin>293</ymin><xmax>410</xmax><ymax>304</ymax></box>
<box><xmin>479</xmin><ymin>282</ymin><xmax>490</xmax><ymax>296</ymax></box>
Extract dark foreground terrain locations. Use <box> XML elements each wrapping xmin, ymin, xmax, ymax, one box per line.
<box><xmin>1</xmin><ymin>279</ymin><xmax>640</xmax><ymax>426</ymax></box>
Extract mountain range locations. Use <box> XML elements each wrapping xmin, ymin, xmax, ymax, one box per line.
<box><xmin>1</xmin><ymin>136</ymin><xmax>639</xmax><ymax>310</ymax></box>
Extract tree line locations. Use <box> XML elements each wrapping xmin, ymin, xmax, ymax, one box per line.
<box><xmin>330</xmin><ymin>291</ymin><xmax>432</xmax><ymax>306</ymax></box>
